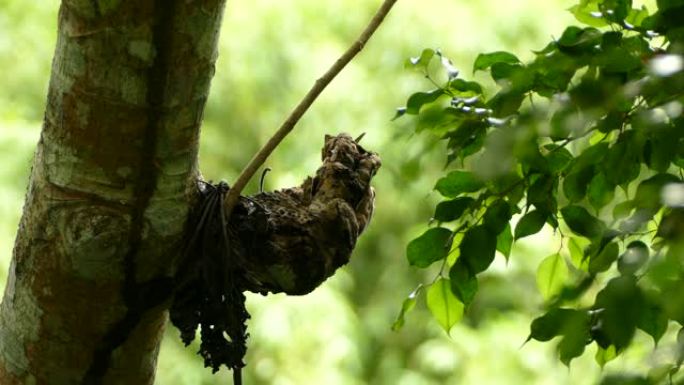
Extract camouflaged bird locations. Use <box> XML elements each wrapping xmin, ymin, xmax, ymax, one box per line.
<box><xmin>170</xmin><ymin>133</ymin><xmax>380</xmax><ymax>378</ymax></box>
<box><xmin>236</xmin><ymin>132</ymin><xmax>381</xmax><ymax>295</ymax></box>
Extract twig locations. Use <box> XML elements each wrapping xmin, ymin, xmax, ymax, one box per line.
<box><xmin>222</xmin><ymin>0</ymin><xmax>398</xmax><ymax>215</ymax></box>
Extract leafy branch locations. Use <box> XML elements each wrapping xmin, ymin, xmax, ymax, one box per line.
<box><xmin>396</xmin><ymin>0</ymin><xmax>684</xmax><ymax>381</ymax></box>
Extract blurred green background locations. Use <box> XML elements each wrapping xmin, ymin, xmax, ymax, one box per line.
<box><xmin>0</xmin><ymin>0</ymin><xmax>664</xmax><ymax>384</ymax></box>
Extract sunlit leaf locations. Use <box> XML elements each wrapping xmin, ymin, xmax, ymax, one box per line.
<box><xmin>426</xmin><ymin>278</ymin><xmax>464</xmax><ymax>334</ymax></box>
<box><xmin>392</xmin><ymin>286</ymin><xmax>421</xmax><ymax>331</ymax></box>
<box><xmin>407</xmin><ymin>227</ymin><xmax>453</xmax><ymax>268</ymax></box>
<box><xmin>625</xmin><ymin>6</ymin><xmax>649</xmax><ymax>27</ymax></box>
<box><xmin>569</xmin><ymin>3</ymin><xmax>610</xmax><ymax>27</ymax></box>
<box><xmin>568</xmin><ymin>237</ymin><xmax>589</xmax><ymax>269</ymax></box>
<box><xmin>536</xmin><ymin>253</ymin><xmax>569</xmax><ymax>300</ymax></box>
<box><xmin>595</xmin><ymin>345</ymin><xmax>617</xmax><ymax>368</ymax></box>
<box><xmin>406</xmin><ymin>48</ymin><xmax>435</xmax><ymax>69</ymax></box>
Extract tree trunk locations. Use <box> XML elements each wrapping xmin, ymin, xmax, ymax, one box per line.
<box><xmin>0</xmin><ymin>1</ymin><xmax>226</xmax><ymax>384</ymax></box>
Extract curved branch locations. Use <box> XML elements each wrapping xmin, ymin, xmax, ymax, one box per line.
<box><xmin>223</xmin><ymin>0</ymin><xmax>398</xmax><ymax>214</ymax></box>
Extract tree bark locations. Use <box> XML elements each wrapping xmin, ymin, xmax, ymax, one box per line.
<box><xmin>0</xmin><ymin>1</ymin><xmax>226</xmax><ymax>384</ymax></box>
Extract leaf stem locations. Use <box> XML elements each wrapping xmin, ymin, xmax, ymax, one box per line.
<box><xmin>222</xmin><ymin>0</ymin><xmax>399</xmax><ymax>215</ymax></box>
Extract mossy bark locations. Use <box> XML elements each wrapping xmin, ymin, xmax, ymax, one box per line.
<box><xmin>0</xmin><ymin>1</ymin><xmax>225</xmax><ymax>384</ymax></box>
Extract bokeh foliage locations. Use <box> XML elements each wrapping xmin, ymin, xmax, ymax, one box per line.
<box><xmin>1</xmin><ymin>0</ymin><xmax>670</xmax><ymax>384</ymax></box>
<box><xmin>398</xmin><ymin>0</ymin><xmax>684</xmax><ymax>383</ymax></box>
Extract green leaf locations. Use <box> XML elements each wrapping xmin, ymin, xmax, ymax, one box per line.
<box><xmin>595</xmin><ymin>345</ymin><xmax>617</xmax><ymax>368</ymax></box>
<box><xmin>636</xmin><ymin>295</ymin><xmax>668</xmax><ymax>345</ymax></box>
<box><xmin>545</xmin><ymin>146</ymin><xmax>574</xmax><ymax>174</ymax></box>
<box><xmin>406</xmin><ymin>89</ymin><xmax>444</xmax><ymax>114</ymax></box>
<box><xmin>449</xmin><ymin>260</ymin><xmax>478</xmax><ymax>305</ymax></box>
<box><xmin>527</xmin><ymin>174</ymin><xmax>558</xmax><ymax>214</ymax></box>
<box><xmin>588</xmin><ymin>241</ymin><xmax>619</xmax><ymax>274</ymax></box>
<box><xmin>587</xmin><ymin>172</ymin><xmax>615</xmax><ymax>212</ymax></box>
<box><xmin>473</xmin><ymin>51</ymin><xmax>521</xmax><ymax>73</ymax></box>
<box><xmin>569</xmin><ymin>3</ymin><xmax>610</xmax><ymax>27</ymax></box>
<box><xmin>613</xmin><ymin>200</ymin><xmax>634</xmax><ymax>220</ymax></box>
<box><xmin>601</xmin><ymin>0</ymin><xmax>632</xmax><ymax>23</ymax></box>
<box><xmin>618</xmin><ymin>241</ymin><xmax>649</xmax><ymax>275</ymax></box>
<box><xmin>599</xmin><ymin>375</ymin><xmax>649</xmax><ymax>385</ymax></box>
<box><xmin>536</xmin><ymin>253</ymin><xmax>569</xmax><ymax>300</ymax></box>
<box><xmin>625</xmin><ymin>6</ymin><xmax>649</xmax><ymax>27</ymax></box>
<box><xmin>391</xmin><ymin>107</ymin><xmax>407</xmax><ymax>121</ymax></box>
<box><xmin>488</xmin><ymin>91</ymin><xmax>525</xmax><ymax>117</ymax></box>
<box><xmin>392</xmin><ymin>287</ymin><xmax>420</xmax><ymax>331</ymax></box>
<box><xmin>645</xmin><ymin>125</ymin><xmax>681</xmax><ymax>172</ymax></box>
<box><xmin>559</xmin><ymin>331</ymin><xmax>588</xmax><ymax>366</ymax></box>
<box><xmin>514</xmin><ymin>210</ymin><xmax>547</xmax><ymax>239</ymax></box>
<box><xmin>496</xmin><ymin>224</ymin><xmax>513</xmax><ymax>260</ymax></box>
<box><xmin>529</xmin><ymin>308</ymin><xmax>589</xmax><ymax>343</ymax></box>
<box><xmin>459</xmin><ymin>225</ymin><xmax>497</xmax><ymax>274</ymax></box>
<box><xmin>406</xmin><ymin>48</ymin><xmax>435</xmax><ymax>69</ymax></box>
<box><xmin>529</xmin><ymin>308</ymin><xmax>574</xmax><ymax>342</ymax></box>
<box><xmin>561</xmin><ymin>205</ymin><xmax>605</xmax><ymax>238</ymax></box>
<box><xmin>633</xmin><ymin>173</ymin><xmax>681</xmax><ymax>211</ymax></box>
<box><xmin>449</xmin><ymin>79</ymin><xmax>483</xmax><ymax>96</ymax></box>
<box><xmin>563</xmin><ymin>167</ymin><xmax>595</xmax><ymax>202</ymax></box>
<box><xmin>602</xmin><ymin>132</ymin><xmax>643</xmax><ymax>186</ymax></box>
<box><xmin>573</xmin><ymin>142</ymin><xmax>610</xmax><ymax>170</ymax></box>
<box><xmin>595</xmin><ymin>276</ymin><xmax>642</xmax><ymax>350</ymax></box>
<box><xmin>434</xmin><ymin>197</ymin><xmax>475</xmax><ymax>222</ymax></box>
<box><xmin>568</xmin><ymin>237</ymin><xmax>589</xmax><ymax>269</ymax></box>
<box><xmin>416</xmin><ymin>106</ymin><xmax>463</xmax><ymax>135</ymax></box>
<box><xmin>426</xmin><ymin>278</ymin><xmax>464</xmax><ymax>334</ymax></box>
<box><xmin>407</xmin><ymin>227</ymin><xmax>453</xmax><ymax>268</ymax></box>
<box><xmin>434</xmin><ymin>171</ymin><xmax>484</xmax><ymax>198</ymax></box>
<box><xmin>597</xmin><ymin>47</ymin><xmax>642</xmax><ymax>73</ymax></box>
<box><xmin>445</xmin><ymin>121</ymin><xmax>488</xmax><ymax>163</ymax></box>
<box><xmin>557</xmin><ymin>26</ymin><xmax>602</xmax><ymax>54</ymax></box>
<box><xmin>483</xmin><ymin>199</ymin><xmax>513</xmax><ymax>234</ymax></box>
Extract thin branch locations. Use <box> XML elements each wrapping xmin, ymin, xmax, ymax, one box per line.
<box><xmin>222</xmin><ymin>0</ymin><xmax>398</xmax><ymax>215</ymax></box>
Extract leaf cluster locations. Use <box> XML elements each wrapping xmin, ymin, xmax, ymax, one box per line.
<box><xmin>394</xmin><ymin>0</ymin><xmax>684</xmax><ymax>380</ymax></box>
